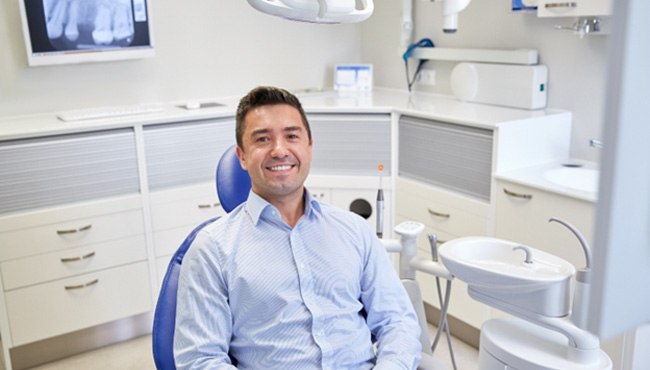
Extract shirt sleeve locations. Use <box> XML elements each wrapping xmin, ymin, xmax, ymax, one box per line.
<box><xmin>173</xmin><ymin>230</ymin><xmax>238</xmax><ymax>370</ymax></box>
<box><xmin>357</xmin><ymin>221</ymin><xmax>422</xmax><ymax>370</ymax></box>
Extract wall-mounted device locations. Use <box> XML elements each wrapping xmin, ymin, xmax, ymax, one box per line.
<box><xmin>19</xmin><ymin>0</ymin><xmax>155</xmax><ymax>66</ymax></box>
<box><xmin>440</xmin><ymin>0</ymin><xmax>473</xmax><ymax>33</ymax></box>
<box><xmin>246</xmin><ymin>0</ymin><xmax>374</xmax><ymax>23</ymax></box>
<box><xmin>450</xmin><ymin>62</ymin><xmax>548</xmax><ymax>109</ymax></box>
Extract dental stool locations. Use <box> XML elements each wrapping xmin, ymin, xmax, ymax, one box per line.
<box><xmin>152</xmin><ymin>145</ymin><xmax>448</xmax><ymax>370</ymax></box>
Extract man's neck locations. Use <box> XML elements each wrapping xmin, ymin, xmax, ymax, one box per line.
<box><xmin>263</xmin><ymin>189</ymin><xmax>306</xmax><ymax>228</ymax></box>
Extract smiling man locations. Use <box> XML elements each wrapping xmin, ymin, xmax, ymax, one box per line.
<box><xmin>174</xmin><ymin>86</ymin><xmax>421</xmax><ymax>370</ymax></box>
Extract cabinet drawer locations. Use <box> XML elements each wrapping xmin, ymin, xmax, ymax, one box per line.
<box><xmin>153</xmin><ymin>226</ymin><xmax>202</xmax><ymax>257</ymax></box>
<box><xmin>150</xmin><ymin>195</ymin><xmax>224</xmax><ymax>232</ymax></box>
<box><xmin>396</xmin><ymin>178</ymin><xmax>488</xmax><ymax>237</ymax></box>
<box><xmin>5</xmin><ymin>261</ymin><xmax>151</xmax><ymax>346</ymax></box>
<box><xmin>1</xmin><ymin>235</ymin><xmax>147</xmax><ymax>291</ymax></box>
<box><xmin>0</xmin><ymin>209</ymin><xmax>145</xmax><ymax>261</ymax></box>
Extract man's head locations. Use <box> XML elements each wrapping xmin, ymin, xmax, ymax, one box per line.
<box><xmin>236</xmin><ymin>86</ymin><xmax>311</xmax><ymax>149</ymax></box>
<box><xmin>235</xmin><ymin>86</ymin><xmax>313</xmax><ymax>204</ymax></box>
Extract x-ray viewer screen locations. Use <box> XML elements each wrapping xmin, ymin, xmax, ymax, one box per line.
<box><xmin>22</xmin><ymin>0</ymin><xmax>153</xmax><ymax>64</ymax></box>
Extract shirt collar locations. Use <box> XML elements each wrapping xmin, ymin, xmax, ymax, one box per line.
<box><xmin>245</xmin><ymin>189</ymin><xmax>322</xmax><ymax>226</ymax></box>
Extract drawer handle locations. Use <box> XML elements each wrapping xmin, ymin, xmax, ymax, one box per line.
<box><xmin>503</xmin><ymin>188</ymin><xmax>533</xmax><ymax>200</ymax></box>
<box><xmin>198</xmin><ymin>202</ymin><xmax>221</xmax><ymax>209</ymax></box>
<box><xmin>56</xmin><ymin>224</ymin><xmax>92</xmax><ymax>235</ymax></box>
<box><xmin>64</xmin><ymin>278</ymin><xmax>99</xmax><ymax>291</ymax></box>
<box><xmin>60</xmin><ymin>251</ymin><xmax>96</xmax><ymax>263</ymax></box>
<box><xmin>544</xmin><ymin>2</ymin><xmax>577</xmax><ymax>9</ymax></box>
<box><xmin>427</xmin><ymin>209</ymin><xmax>451</xmax><ymax>219</ymax></box>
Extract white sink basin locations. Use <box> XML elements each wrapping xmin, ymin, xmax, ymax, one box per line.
<box><xmin>439</xmin><ymin>237</ymin><xmax>576</xmax><ymax>317</ymax></box>
<box><xmin>544</xmin><ymin>167</ymin><xmax>599</xmax><ymax>193</ymax></box>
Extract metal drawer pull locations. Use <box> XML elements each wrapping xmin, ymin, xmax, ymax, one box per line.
<box><xmin>427</xmin><ymin>209</ymin><xmax>451</xmax><ymax>219</ymax></box>
<box><xmin>545</xmin><ymin>2</ymin><xmax>577</xmax><ymax>8</ymax></box>
<box><xmin>56</xmin><ymin>224</ymin><xmax>92</xmax><ymax>235</ymax></box>
<box><xmin>503</xmin><ymin>188</ymin><xmax>533</xmax><ymax>200</ymax></box>
<box><xmin>60</xmin><ymin>251</ymin><xmax>96</xmax><ymax>263</ymax></box>
<box><xmin>198</xmin><ymin>202</ymin><xmax>221</xmax><ymax>209</ymax></box>
<box><xmin>64</xmin><ymin>278</ymin><xmax>99</xmax><ymax>291</ymax></box>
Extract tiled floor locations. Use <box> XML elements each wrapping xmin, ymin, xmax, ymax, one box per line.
<box><xmin>26</xmin><ymin>325</ymin><xmax>479</xmax><ymax>370</ymax></box>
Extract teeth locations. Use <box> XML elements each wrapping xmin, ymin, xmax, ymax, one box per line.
<box><xmin>270</xmin><ymin>165</ymin><xmax>292</xmax><ymax>171</ymax></box>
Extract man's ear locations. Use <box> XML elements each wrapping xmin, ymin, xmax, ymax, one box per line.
<box><xmin>235</xmin><ymin>146</ymin><xmax>248</xmax><ymax>170</ymax></box>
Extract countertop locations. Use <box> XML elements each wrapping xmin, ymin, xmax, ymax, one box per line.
<box><xmin>0</xmin><ymin>88</ymin><xmax>568</xmax><ymax>141</ymax></box>
<box><xmin>495</xmin><ymin>160</ymin><xmax>600</xmax><ymax>203</ymax></box>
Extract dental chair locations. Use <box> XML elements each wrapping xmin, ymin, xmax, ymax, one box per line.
<box><xmin>152</xmin><ymin>145</ymin><xmax>450</xmax><ymax>370</ymax></box>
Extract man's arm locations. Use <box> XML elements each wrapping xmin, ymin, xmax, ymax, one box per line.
<box><xmin>359</xmin><ymin>227</ymin><xmax>422</xmax><ymax>370</ymax></box>
<box><xmin>174</xmin><ymin>231</ymin><xmax>238</xmax><ymax>370</ymax></box>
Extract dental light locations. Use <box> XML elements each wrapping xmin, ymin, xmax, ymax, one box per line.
<box><xmin>247</xmin><ymin>0</ymin><xmax>374</xmax><ymax>23</ymax></box>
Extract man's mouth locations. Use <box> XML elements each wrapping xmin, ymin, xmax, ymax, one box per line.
<box><xmin>268</xmin><ymin>164</ymin><xmax>293</xmax><ymax>171</ymax></box>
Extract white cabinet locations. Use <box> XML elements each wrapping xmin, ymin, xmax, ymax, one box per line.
<box><xmin>0</xmin><ymin>196</ymin><xmax>151</xmax><ymax>347</ymax></box>
<box><xmin>493</xmin><ymin>179</ymin><xmax>595</xmax><ymax>268</ymax></box>
<box><xmin>0</xmin><ymin>129</ymin><xmax>148</xmax><ymax>369</ymax></box>
<box><xmin>150</xmin><ymin>183</ymin><xmax>225</xmax><ymax>289</ymax></box>
<box><xmin>396</xmin><ymin>178</ymin><xmax>490</xmax><ymax>329</ymax></box>
<box><xmin>493</xmin><ymin>179</ymin><xmax>626</xmax><ymax>369</ymax></box>
<box><xmin>538</xmin><ymin>0</ymin><xmax>612</xmax><ymax>17</ymax></box>
<box><xmin>395</xmin><ymin>111</ymin><xmax>572</xmax><ymax>330</ymax></box>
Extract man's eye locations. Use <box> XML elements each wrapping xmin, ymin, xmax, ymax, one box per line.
<box><xmin>288</xmin><ymin>134</ymin><xmax>299</xmax><ymax>140</ymax></box>
<box><xmin>255</xmin><ymin>137</ymin><xmax>269</xmax><ymax>143</ymax></box>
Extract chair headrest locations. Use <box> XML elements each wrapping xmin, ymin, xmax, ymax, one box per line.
<box><xmin>216</xmin><ymin>145</ymin><xmax>252</xmax><ymax>213</ymax></box>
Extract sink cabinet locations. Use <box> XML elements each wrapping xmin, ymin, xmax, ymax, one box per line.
<box><xmin>493</xmin><ymin>179</ymin><xmax>595</xmax><ymax>268</ymax></box>
<box><xmin>395</xmin><ymin>111</ymin><xmax>572</xmax><ymax>330</ymax></box>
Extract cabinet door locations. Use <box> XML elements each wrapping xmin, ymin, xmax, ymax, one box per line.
<box><xmin>0</xmin><ymin>129</ymin><xmax>139</xmax><ymax>214</ymax></box>
<box><xmin>494</xmin><ymin>180</ymin><xmax>595</xmax><ymax>269</ymax></box>
<box><xmin>398</xmin><ymin>116</ymin><xmax>493</xmax><ymax>202</ymax></box>
<box><xmin>143</xmin><ymin>118</ymin><xmax>235</xmax><ymax>190</ymax></box>
<box><xmin>308</xmin><ymin>114</ymin><xmax>391</xmax><ymax>176</ymax></box>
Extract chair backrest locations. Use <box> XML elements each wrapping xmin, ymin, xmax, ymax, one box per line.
<box><xmin>152</xmin><ymin>145</ymin><xmax>250</xmax><ymax>370</ymax></box>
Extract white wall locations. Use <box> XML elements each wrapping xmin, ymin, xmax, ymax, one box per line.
<box><xmin>0</xmin><ymin>1</ymin><xmax>362</xmax><ymax>117</ymax></box>
<box><xmin>361</xmin><ymin>0</ymin><xmax>609</xmax><ymax>161</ymax></box>
<box><xmin>1</xmin><ymin>0</ymin><xmax>608</xmax><ymax>161</ymax></box>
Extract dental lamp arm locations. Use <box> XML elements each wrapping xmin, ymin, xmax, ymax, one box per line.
<box><xmin>246</xmin><ymin>0</ymin><xmax>374</xmax><ymax>23</ymax></box>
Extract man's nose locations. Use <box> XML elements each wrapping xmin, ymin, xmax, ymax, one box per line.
<box><xmin>271</xmin><ymin>139</ymin><xmax>289</xmax><ymax>158</ymax></box>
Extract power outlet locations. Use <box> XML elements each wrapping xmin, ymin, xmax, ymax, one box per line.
<box><xmin>417</xmin><ymin>70</ymin><xmax>436</xmax><ymax>86</ymax></box>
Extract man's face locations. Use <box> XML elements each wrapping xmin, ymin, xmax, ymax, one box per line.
<box><xmin>236</xmin><ymin>104</ymin><xmax>312</xmax><ymax>203</ymax></box>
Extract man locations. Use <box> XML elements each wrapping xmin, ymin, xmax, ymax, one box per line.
<box><xmin>174</xmin><ymin>86</ymin><xmax>421</xmax><ymax>369</ymax></box>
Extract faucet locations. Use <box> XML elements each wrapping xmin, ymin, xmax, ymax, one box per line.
<box><xmin>554</xmin><ymin>17</ymin><xmax>602</xmax><ymax>38</ymax></box>
<box><xmin>589</xmin><ymin>138</ymin><xmax>603</xmax><ymax>149</ymax></box>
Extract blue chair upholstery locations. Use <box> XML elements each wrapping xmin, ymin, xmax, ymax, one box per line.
<box><xmin>152</xmin><ymin>145</ymin><xmax>250</xmax><ymax>370</ymax></box>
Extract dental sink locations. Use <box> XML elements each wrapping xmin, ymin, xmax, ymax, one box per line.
<box><xmin>439</xmin><ymin>237</ymin><xmax>575</xmax><ymax>317</ymax></box>
<box><xmin>543</xmin><ymin>167</ymin><xmax>599</xmax><ymax>193</ymax></box>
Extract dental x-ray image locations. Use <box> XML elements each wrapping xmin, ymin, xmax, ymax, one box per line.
<box><xmin>43</xmin><ymin>0</ymin><xmax>135</xmax><ymax>49</ymax></box>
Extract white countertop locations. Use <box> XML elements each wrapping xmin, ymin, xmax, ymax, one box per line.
<box><xmin>0</xmin><ymin>88</ymin><xmax>568</xmax><ymax>141</ymax></box>
<box><xmin>495</xmin><ymin>160</ymin><xmax>600</xmax><ymax>203</ymax></box>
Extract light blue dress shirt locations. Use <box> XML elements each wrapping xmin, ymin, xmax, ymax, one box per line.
<box><xmin>174</xmin><ymin>190</ymin><xmax>421</xmax><ymax>370</ymax></box>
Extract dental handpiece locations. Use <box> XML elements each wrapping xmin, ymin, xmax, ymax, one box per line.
<box><xmin>376</xmin><ymin>187</ymin><xmax>384</xmax><ymax>238</ymax></box>
<box><xmin>376</xmin><ymin>164</ymin><xmax>385</xmax><ymax>238</ymax></box>
<box><xmin>427</xmin><ymin>233</ymin><xmax>438</xmax><ymax>262</ymax></box>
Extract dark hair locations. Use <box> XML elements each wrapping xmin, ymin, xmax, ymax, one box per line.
<box><xmin>235</xmin><ymin>86</ymin><xmax>311</xmax><ymax>149</ymax></box>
